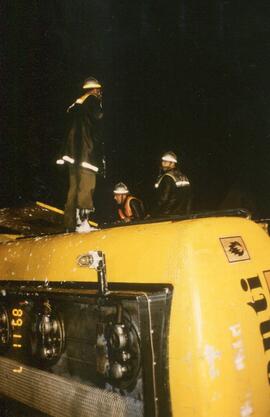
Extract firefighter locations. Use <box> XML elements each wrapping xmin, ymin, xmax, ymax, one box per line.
<box><xmin>153</xmin><ymin>151</ymin><xmax>191</xmax><ymax>216</ymax></box>
<box><xmin>113</xmin><ymin>183</ymin><xmax>145</xmax><ymax>222</ymax></box>
<box><xmin>57</xmin><ymin>76</ymin><xmax>103</xmax><ymax>231</ymax></box>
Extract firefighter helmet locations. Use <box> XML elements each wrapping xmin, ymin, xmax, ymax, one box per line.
<box><xmin>83</xmin><ymin>76</ymin><xmax>102</xmax><ymax>90</ymax></box>
<box><xmin>161</xmin><ymin>151</ymin><xmax>178</xmax><ymax>163</ymax></box>
<box><xmin>113</xmin><ymin>182</ymin><xmax>129</xmax><ymax>194</ymax></box>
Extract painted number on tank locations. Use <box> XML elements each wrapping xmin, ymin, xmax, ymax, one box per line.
<box><xmin>241</xmin><ymin>275</ymin><xmax>270</xmax><ymax>385</ymax></box>
<box><xmin>11</xmin><ymin>308</ymin><xmax>23</xmax><ymax>349</ymax></box>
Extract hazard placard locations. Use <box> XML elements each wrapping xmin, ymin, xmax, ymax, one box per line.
<box><xmin>220</xmin><ymin>236</ymin><xmax>250</xmax><ymax>263</ymax></box>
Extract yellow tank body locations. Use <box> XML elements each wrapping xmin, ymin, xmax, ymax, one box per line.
<box><xmin>0</xmin><ymin>215</ymin><xmax>269</xmax><ymax>417</ymax></box>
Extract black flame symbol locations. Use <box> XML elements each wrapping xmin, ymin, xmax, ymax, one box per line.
<box><xmin>229</xmin><ymin>241</ymin><xmax>244</xmax><ymax>256</ymax></box>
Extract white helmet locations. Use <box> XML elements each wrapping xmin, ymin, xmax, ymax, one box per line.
<box><xmin>113</xmin><ymin>182</ymin><xmax>129</xmax><ymax>194</ymax></box>
<box><xmin>161</xmin><ymin>151</ymin><xmax>178</xmax><ymax>163</ymax></box>
<box><xmin>83</xmin><ymin>76</ymin><xmax>102</xmax><ymax>89</ymax></box>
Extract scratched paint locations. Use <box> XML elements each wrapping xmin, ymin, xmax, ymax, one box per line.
<box><xmin>229</xmin><ymin>324</ymin><xmax>245</xmax><ymax>371</ymax></box>
<box><xmin>240</xmin><ymin>400</ymin><xmax>253</xmax><ymax>417</ymax></box>
<box><xmin>204</xmin><ymin>345</ymin><xmax>221</xmax><ymax>379</ymax></box>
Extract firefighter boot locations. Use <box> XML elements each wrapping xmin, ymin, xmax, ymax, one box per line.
<box><xmin>75</xmin><ymin>208</ymin><xmax>95</xmax><ymax>233</ymax></box>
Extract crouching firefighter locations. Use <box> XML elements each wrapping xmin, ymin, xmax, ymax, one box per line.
<box><xmin>113</xmin><ymin>183</ymin><xmax>145</xmax><ymax>223</ymax></box>
<box><xmin>153</xmin><ymin>151</ymin><xmax>191</xmax><ymax>216</ymax></box>
<box><xmin>56</xmin><ymin>76</ymin><xmax>104</xmax><ymax>231</ymax></box>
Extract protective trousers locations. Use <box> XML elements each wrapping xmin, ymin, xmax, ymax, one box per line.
<box><xmin>64</xmin><ymin>166</ymin><xmax>96</xmax><ymax>229</ymax></box>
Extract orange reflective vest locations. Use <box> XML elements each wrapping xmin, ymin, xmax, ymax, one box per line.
<box><xmin>118</xmin><ymin>196</ymin><xmax>142</xmax><ymax>220</ymax></box>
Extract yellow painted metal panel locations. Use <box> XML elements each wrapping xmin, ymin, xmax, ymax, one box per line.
<box><xmin>0</xmin><ymin>216</ymin><xmax>269</xmax><ymax>416</ymax></box>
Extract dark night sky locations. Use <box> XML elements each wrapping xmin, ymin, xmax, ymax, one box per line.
<box><xmin>1</xmin><ymin>1</ymin><xmax>270</xmax><ymax>221</ymax></box>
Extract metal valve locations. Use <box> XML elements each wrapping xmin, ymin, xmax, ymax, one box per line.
<box><xmin>96</xmin><ymin>306</ymin><xmax>141</xmax><ymax>388</ymax></box>
<box><xmin>31</xmin><ymin>302</ymin><xmax>65</xmax><ymax>364</ymax></box>
<box><xmin>109</xmin><ymin>324</ymin><xmax>128</xmax><ymax>350</ymax></box>
<box><xmin>111</xmin><ymin>362</ymin><xmax>128</xmax><ymax>379</ymax></box>
<box><xmin>0</xmin><ymin>306</ymin><xmax>10</xmax><ymax>346</ymax></box>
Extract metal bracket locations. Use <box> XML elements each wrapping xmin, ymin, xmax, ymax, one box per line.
<box><xmin>77</xmin><ymin>251</ymin><xmax>109</xmax><ymax>296</ymax></box>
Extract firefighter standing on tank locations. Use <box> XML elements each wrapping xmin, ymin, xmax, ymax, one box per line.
<box><xmin>153</xmin><ymin>151</ymin><xmax>191</xmax><ymax>216</ymax></box>
<box><xmin>113</xmin><ymin>182</ymin><xmax>145</xmax><ymax>223</ymax></box>
<box><xmin>57</xmin><ymin>76</ymin><xmax>103</xmax><ymax>231</ymax></box>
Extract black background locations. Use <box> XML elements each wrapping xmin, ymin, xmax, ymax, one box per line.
<box><xmin>1</xmin><ymin>1</ymin><xmax>270</xmax><ymax>221</ymax></box>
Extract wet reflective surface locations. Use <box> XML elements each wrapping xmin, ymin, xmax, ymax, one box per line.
<box><xmin>0</xmin><ymin>204</ymin><xmax>64</xmax><ymax>236</ymax></box>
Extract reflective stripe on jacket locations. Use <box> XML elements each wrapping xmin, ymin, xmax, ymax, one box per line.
<box><xmin>56</xmin><ymin>92</ymin><xmax>103</xmax><ymax>173</ymax></box>
<box><xmin>155</xmin><ymin>171</ymin><xmax>190</xmax><ymax>189</ymax></box>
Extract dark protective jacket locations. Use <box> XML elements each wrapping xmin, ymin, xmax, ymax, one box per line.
<box><xmin>58</xmin><ymin>92</ymin><xmax>103</xmax><ymax>173</ymax></box>
<box><xmin>118</xmin><ymin>195</ymin><xmax>145</xmax><ymax>221</ymax></box>
<box><xmin>153</xmin><ymin>168</ymin><xmax>191</xmax><ymax>216</ymax></box>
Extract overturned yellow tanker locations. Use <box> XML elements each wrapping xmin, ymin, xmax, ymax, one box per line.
<box><xmin>0</xmin><ymin>212</ymin><xmax>269</xmax><ymax>417</ymax></box>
